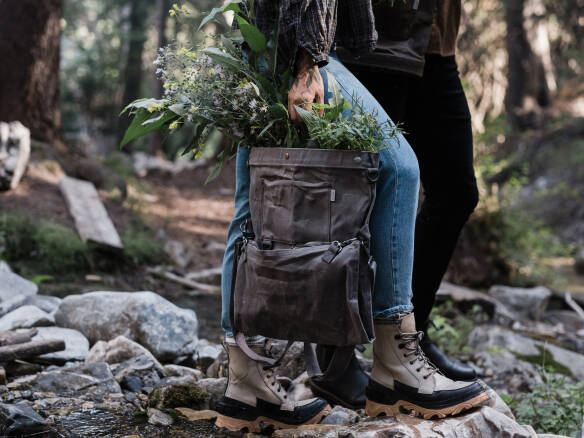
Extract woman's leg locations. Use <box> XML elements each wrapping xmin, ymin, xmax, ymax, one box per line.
<box><xmin>220</xmin><ymin>146</ymin><xmax>251</xmax><ymax>337</ymax></box>
<box><xmin>322</xmin><ymin>56</ymin><xmax>420</xmax><ymax>319</ymax></box>
<box><xmin>321</xmin><ymin>56</ymin><xmax>488</xmax><ymax>419</ymax></box>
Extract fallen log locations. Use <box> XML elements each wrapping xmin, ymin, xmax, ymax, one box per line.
<box><xmin>0</xmin><ymin>328</ymin><xmax>38</xmax><ymax>346</ymax></box>
<box><xmin>0</xmin><ymin>339</ymin><xmax>65</xmax><ymax>362</ymax></box>
<box><xmin>147</xmin><ymin>267</ymin><xmax>220</xmax><ymax>294</ymax></box>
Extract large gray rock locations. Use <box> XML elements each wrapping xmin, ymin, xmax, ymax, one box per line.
<box><xmin>488</xmin><ymin>285</ymin><xmax>552</xmax><ymax>321</ymax></box>
<box><xmin>0</xmin><ymin>305</ymin><xmax>54</xmax><ymax>331</ymax></box>
<box><xmin>55</xmin><ymin>291</ymin><xmax>198</xmax><ymax>360</ymax></box>
<box><xmin>436</xmin><ymin>282</ymin><xmax>519</xmax><ymax>325</ymax></box>
<box><xmin>0</xmin><ymin>271</ymin><xmax>37</xmax><ymax>302</ymax></box>
<box><xmin>31</xmin><ymin>327</ymin><xmax>89</xmax><ymax>363</ymax></box>
<box><xmin>273</xmin><ymin>407</ymin><xmax>541</xmax><ymax>438</ymax></box>
<box><xmin>0</xmin><ymin>403</ymin><xmax>53</xmax><ymax>437</ymax></box>
<box><xmin>469</xmin><ymin>325</ymin><xmax>584</xmax><ymax>380</ymax></box>
<box><xmin>0</xmin><ymin>295</ymin><xmax>61</xmax><ymax>318</ymax></box>
<box><xmin>0</xmin><ymin>121</ymin><xmax>31</xmax><ymax>191</ymax></box>
<box><xmin>85</xmin><ymin>335</ymin><xmax>164</xmax><ymax>374</ymax></box>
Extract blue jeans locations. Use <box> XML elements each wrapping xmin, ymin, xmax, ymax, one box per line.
<box><xmin>221</xmin><ymin>55</ymin><xmax>420</xmax><ymax>336</ymax></box>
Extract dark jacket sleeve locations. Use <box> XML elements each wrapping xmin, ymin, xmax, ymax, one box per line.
<box><xmin>296</xmin><ymin>0</ymin><xmax>339</xmax><ymax>66</ymax></box>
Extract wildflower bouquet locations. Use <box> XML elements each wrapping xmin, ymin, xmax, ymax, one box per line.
<box><xmin>121</xmin><ymin>1</ymin><xmax>399</xmax><ymax>180</ymax></box>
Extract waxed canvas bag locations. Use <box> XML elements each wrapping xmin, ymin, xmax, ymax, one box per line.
<box><xmin>230</xmin><ymin>147</ymin><xmax>379</xmax><ymax>376</ymax></box>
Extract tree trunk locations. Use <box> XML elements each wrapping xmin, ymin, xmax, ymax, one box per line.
<box><xmin>118</xmin><ymin>0</ymin><xmax>149</xmax><ymax>148</ymax></box>
<box><xmin>0</xmin><ymin>0</ymin><xmax>63</xmax><ymax>143</ymax></box>
<box><xmin>149</xmin><ymin>0</ymin><xmax>170</xmax><ymax>156</ymax></box>
<box><xmin>504</xmin><ymin>0</ymin><xmax>550</xmax><ymax>131</ymax></box>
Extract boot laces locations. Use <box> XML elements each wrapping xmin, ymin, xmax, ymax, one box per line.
<box><xmin>398</xmin><ymin>331</ymin><xmax>438</xmax><ymax>379</ymax></box>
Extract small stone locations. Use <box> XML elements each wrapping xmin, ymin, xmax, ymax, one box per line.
<box><xmin>0</xmin><ymin>305</ymin><xmax>53</xmax><ymax>331</ymax></box>
<box><xmin>147</xmin><ymin>408</ymin><xmax>174</xmax><ymax>426</ymax></box>
<box><xmin>193</xmin><ymin>339</ymin><xmax>223</xmax><ymax>371</ymax></box>
<box><xmin>320</xmin><ymin>405</ymin><xmax>360</xmax><ymax>425</ymax></box>
<box><xmin>112</xmin><ymin>355</ymin><xmax>163</xmax><ymax>386</ymax></box>
<box><xmin>122</xmin><ymin>375</ymin><xmax>143</xmax><ymax>393</ymax></box>
<box><xmin>163</xmin><ymin>364</ymin><xmax>202</xmax><ymax>381</ymax></box>
<box><xmin>0</xmin><ymin>402</ymin><xmax>51</xmax><ymax>436</ymax></box>
<box><xmin>175</xmin><ymin>407</ymin><xmax>218</xmax><ymax>422</ymax></box>
<box><xmin>85</xmin><ymin>335</ymin><xmax>164</xmax><ymax>374</ymax></box>
<box><xmin>196</xmin><ymin>377</ymin><xmax>227</xmax><ymax>410</ymax></box>
<box><xmin>14</xmin><ymin>362</ymin><xmax>121</xmax><ymax>396</ymax></box>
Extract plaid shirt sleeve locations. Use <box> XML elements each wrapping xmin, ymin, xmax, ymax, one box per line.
<box><xmin>296</xmin><ymin>0</ymin><xmax>339</xmax><ymax>66</ymax></box>
<box><xmin>254</xmin><ymin>0</ymin><xmax>376</xmax><ymax>70</ymax></box>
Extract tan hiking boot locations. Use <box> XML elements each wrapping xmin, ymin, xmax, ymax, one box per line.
<box><xmin>215</xmin><ymin>337</ymin><xmax>331</xmax><ymax>432</ymax></box>
<box><xmin>366</xmin><ymin>314</ymin><xmax>489</xmax><ymax>419</ymax></box>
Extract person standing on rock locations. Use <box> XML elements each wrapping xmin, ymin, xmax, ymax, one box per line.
<box><xmin>216</xmin><ymin>0</ymin><xmax>488</xmax><ymax>432</ymax></box>
<box><xmin>311</xmin><ymin>0</ymin><xmax>481</xmax><ymax>407</ymax></box>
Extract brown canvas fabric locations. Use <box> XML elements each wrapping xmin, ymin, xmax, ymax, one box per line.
<box><xmin>231</xmin><ymin>148</ymin><xmax>380</xmax><ymax>347</ymax></box>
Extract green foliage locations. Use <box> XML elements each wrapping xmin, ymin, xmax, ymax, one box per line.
<box><xmin>508</xmin><ymin>369</ymin><xmax>584</xmax><ymax>437</ymax></box>
<box><xmin>465</xmin><ymin>206</ymin><xmax>566</xmax><ymax>287</ymax></box>
<box><xmin>512</xmin><ymin>345</ymin><xmax>574</xmax><ymax>378</ymax></box>
<box><xmin>427</xmin><ymin>300</ymin><xmax>488</xmax><ymax>360</ymax></box>
<box><xmin>0</xmin><ymin>213</ymin><xmax>165</xmax><ymax>278</ymax></box>
<box><xmin>295</xmin><ymin>93</ymin><xmax>400</xmax><ymax>152</ymax></box>
<box><xmin>121</xmin><ymin>215</ymin><xmax>168</xmax><ymax>267</ymax></box>
<box><xmin>0</xmin><ymin>214</ymin><xmax>90</xmax><ymax>274</ymax></box>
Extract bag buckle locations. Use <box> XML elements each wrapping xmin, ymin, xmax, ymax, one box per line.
<box><xmin>322</xmin><ymin>241</ymin><xmax>342</xmax><ymax>264</ymax></box>
<box><xmin>240</xmin><ymin>219</ymin><xmax>255</xmax><ymax>243</ymax></box>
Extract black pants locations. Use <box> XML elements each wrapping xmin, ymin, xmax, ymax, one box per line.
<box><xmin>349</xmin><ymin>55</ymin><xmax>479</xmax><ymax>331</ymax></box>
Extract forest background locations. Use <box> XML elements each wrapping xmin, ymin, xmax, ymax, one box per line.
<box><xmin>0</xmin><ymin>1</ymin><xmax>583</xmax><ymax>435</ymax></box>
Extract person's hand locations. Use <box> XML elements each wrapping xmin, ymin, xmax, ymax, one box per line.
<box><xmin>288</xmin><ymin>48</ymin><xmax>325</xmax><ymax>123</ymax></box>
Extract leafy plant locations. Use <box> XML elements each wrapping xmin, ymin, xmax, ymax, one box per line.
<box><xmin>427</xmin><ymin>300</ymin><xmax>488</xmax><ymax>360</ymax></box>
<box><xmin>295</xmin><ymin>88</ymin><xmax>400</xmax><ymax>152</ymax></box>
<box><xmin>121</xmin><ymin>1</ymin><xmax>400</xmax><ymax>182</ymax></box>
<box><xmin>508</xmin><ymin>368</ymin><xmax>584</xmax><ymax>437</ymax></box>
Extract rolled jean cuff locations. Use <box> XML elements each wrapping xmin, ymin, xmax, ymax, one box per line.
<box><xmin>373</xmin><ymin>305</ymin><xmax>414</xmax><ymax>322</ymax></box>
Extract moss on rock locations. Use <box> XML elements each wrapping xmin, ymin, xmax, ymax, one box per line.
<box><xmin>148</xmin><ymin>384</ymin><xmax>209</xmax><ymax>410</ymax></box>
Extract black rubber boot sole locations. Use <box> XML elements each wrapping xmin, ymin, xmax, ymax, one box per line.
<box><xmin>365</xmin><ymin>379</ymin><xmax>489</xmax><ymax>420</ymax></box>
<box><xmin>215</xmin><ymin>396</ymin><xmax>331</xmax><ymax>432</ymax></box>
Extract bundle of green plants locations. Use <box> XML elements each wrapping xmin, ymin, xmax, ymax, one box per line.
<box><xmin>121</xmin><ymin>1</ymin><xmax>399</xmax><ymax>181</ymax></box>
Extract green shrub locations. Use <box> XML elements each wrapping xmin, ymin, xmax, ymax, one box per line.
<box><xmin>427</xmin><ymin>300</ymin><xmax>488</xmax><ymax>360</ymax></box>
<box><xmin>0</xmin><ymin>212</ymin><xmax>166</xmax><ymax>277</ymax></box>
<box><xmin>505</xmin><ymin>369</ymin><xmax>584</xmax><ymax>437</ymax></box>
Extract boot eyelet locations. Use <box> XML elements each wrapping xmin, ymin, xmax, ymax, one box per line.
<box><xmin>394</xmin><ymin>335</ymin><xmax>400</xmax><ymax>340</ymax></box>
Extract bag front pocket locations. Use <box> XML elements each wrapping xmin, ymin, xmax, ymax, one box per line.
<box><xmin>260</xmin><ymin>179</ymin><xmax>332</xmax><ymax>245</ymax></box>
<box><xmin>232</xmin><ymin>241</ymin><xmax>374</xmax><ymax>346</ymax></box>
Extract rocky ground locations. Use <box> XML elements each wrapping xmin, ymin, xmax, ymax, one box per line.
<box><xmin>0</xmin><ymin>261</ymin><xmax>583</xmax><ymax>437</ymax></box>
